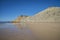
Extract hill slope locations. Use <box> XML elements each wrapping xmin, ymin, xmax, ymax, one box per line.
<box><xmin>24</xmin><ymin>7</ymin><xmax>60</xmax><ymax>22</ymax></box>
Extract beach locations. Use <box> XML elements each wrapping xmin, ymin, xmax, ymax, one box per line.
<box><xmin>0</xmin><ymin>23</ymin><xmax>36</xmax><ymax>40</ymax></box>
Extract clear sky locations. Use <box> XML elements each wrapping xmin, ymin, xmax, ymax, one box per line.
<box><xmin>0</xmin><ymin>0</ymin><xmax>60</xmax><ymax>21</ymax></box>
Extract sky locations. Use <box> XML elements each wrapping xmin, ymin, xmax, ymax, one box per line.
<box><xmin>0</xmin><ymin>0</ymin><xmax>60</xmax><ymax>21</ymax></box>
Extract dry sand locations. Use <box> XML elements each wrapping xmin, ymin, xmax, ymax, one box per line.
<box><xmin>25</xmin><ymin>22</ymin><xmax>60</xmax><ymax>40</ymax></box>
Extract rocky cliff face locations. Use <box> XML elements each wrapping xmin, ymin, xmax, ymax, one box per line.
<box><xmin>12</xmin><ymin>16</ymin><xmax>29</xmax><ymax>25</ymax></box>
<box><xmin>23</xmin><ymin>7</ymin><xmax>60</xmax><ymax>22</ymax></box>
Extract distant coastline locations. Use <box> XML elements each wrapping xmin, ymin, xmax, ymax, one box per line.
<box><xmin>0</xmin><ymin>21</ymin><xmax>19</xmax><ymax>23</ymax></box>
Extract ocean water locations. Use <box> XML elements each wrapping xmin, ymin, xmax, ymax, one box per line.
<box><xmin>0</xmin><ymin>23</ymin><xmax>36</xmax><ymax>40</ymax></box>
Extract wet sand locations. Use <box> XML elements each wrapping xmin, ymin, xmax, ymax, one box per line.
<box><xmin>0</xmin><ymin>23</ymin><xmax>36</xmax><ymax>40</ymax></box>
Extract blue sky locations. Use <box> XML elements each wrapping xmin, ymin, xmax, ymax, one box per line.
<box><xmin>0</xmin><ymin>0</ymin><xmax>60</xmax><ymax>21</ymax></box>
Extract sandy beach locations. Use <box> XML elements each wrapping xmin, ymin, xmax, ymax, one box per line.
<box><xmin>24</xmin><ymin>22</ymin><xmax>60</xmax><ymax>40</ymax></box>
<box><xmin>0</xmin><ymin>23</ymin><xmax>36</xmax><ymax>40</ymax></box>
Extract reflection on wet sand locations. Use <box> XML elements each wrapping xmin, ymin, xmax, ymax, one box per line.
<box><xmin>0</xmin><ymin>23</ymin><xmax>36</xmax><ymax>40</ymax></box>
<box><xmin>13</xmin><ymin>23</ymin><xmax>23</xmax><ymax>29</ymax></box>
